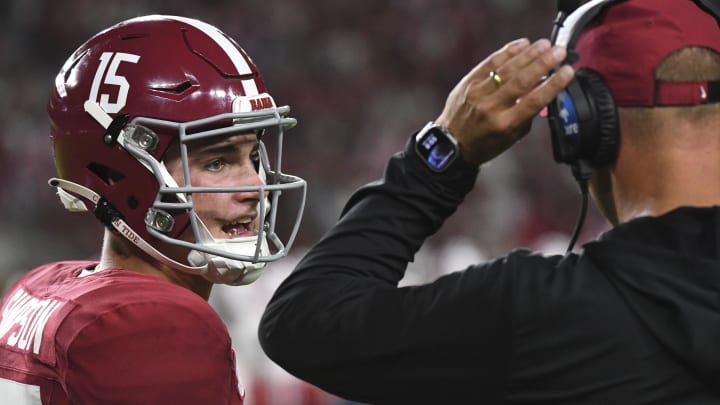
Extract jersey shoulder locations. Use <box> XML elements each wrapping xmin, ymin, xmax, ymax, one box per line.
<box><xmin>16</xmin><ymin>262</ymin><xmax>242</xmax><ymax>403</ymax></box>
<box><xmin>58</xmin><ymin>268</ymin><xmax>241</xmax><ymax>403</ymax></box>
<box><xmin>3</xmin><ymin>261</ymin><xmax>230</xmax><ymax>362</ymax></box>
<box><xmin>1</xmin><ymin>261</ymin><xmax>243</xmax><ymax>403</ymax></box>
<box><xmin>62</xmin><ymin>265</ymin><xmax>230</xmax><ymax>347</ymax></box>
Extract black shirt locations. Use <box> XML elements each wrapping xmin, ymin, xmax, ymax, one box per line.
<box><xmin>260</xmin><ymin>135</ymin><xmax>720</xmax><ymax>404</ymax></box>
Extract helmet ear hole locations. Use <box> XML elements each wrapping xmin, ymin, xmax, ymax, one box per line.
<box><xmin>87</xmin><ymin>162</ymin><xmax>125</xmax><ymax>185</ymax></box>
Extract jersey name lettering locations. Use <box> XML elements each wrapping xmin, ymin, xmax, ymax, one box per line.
<box><xmin>0</xmin><ymin>289</ymin><xmax>63</xmax><ymax>355</ymax></box>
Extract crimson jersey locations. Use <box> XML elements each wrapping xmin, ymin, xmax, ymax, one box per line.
<box><xmin>0</xmin><ymin>261</ymin><xmax>244</xmax><ymax>404</ymax></box>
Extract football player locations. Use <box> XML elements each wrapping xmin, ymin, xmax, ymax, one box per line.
<box><xmin>0</xmin><ymin>15</ymin><xmax>305</xmax><ymax>404</ymax></box>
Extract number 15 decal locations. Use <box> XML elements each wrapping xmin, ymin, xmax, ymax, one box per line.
<box><xmin>88</xmin><ymin>52</ymin><xmax>140</xmax><ymax>114</ymax></box>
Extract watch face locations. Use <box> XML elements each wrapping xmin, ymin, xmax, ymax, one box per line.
<box><xmin>415</xmin><ymin>126</ymin><xmax>458</xmax><ymax>172</ymax></box>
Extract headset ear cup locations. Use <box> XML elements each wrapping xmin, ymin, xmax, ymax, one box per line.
<box><xmin>576</xmin><ymin>69</ymin><xmax>619</xmax><ymax>167</ymax></box>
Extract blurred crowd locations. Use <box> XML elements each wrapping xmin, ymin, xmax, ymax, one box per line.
<box><xmin>0</xmin><ymin>1</ymin><xmax>610</xmax><ymax>404</ymax></box>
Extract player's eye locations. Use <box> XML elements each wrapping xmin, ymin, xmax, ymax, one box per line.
<box><xmin>205</xmin><ymin>158</ymin><xmax>226</xmax><ymax>172</ymax></box>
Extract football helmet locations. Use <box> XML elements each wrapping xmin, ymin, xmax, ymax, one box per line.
<box><xmin>47</xmin><ymin>15</ymin><xmax>306</xmax><ymax>285</ymax></box>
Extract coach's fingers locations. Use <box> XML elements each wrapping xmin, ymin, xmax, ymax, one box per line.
<box><xmin>436</xmin><ymin>41</ymin><xmax>573</xmax><ymax>165</ymax></box>
<box><xmin>487</xmin><ymin>45</ymin><xmax>574</xmax><ymax>140</ymax></box>
<box><xmin>436</xmin><ymin>38</ymin><xmax>530</xmax><ymax>138</ymax></box>
<box><xmin>469</xmin><ymin>38</ymin><xmax>532</xmax><ymax>80</ymax></box>
<box><xmin>495</xmin><ymin>43</ymin><xmax>569</xmax><ymax>109</ymax></box>
<box><xmin>490</xmin><ymin>39</ymin><xmax>553</xmax><ymax>98</ymax></box>
<box><xmin>510</xmin><ymin>64</ymin><xmax>575</xmax><ymax>124</ymax></box>
<box><xmin>461</xmin><ymin>62</ymin><xmax>573</xmax><ymax>164</ymax></box>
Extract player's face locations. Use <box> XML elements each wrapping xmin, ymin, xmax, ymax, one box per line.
<box><xmin>165</xmin><ymin>133</ymin><xmax>265</xmax><ymax>240</ymax></box>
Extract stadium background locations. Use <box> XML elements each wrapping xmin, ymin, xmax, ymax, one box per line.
<box><xmin>0</xmin><ymin>1</ymin><xmax>609</xmax><ymax>403</ymax></box>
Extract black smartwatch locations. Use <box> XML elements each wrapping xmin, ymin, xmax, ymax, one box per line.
<box><xmin>414</xmin><ymin>121</ymin><xmax>460</xmax><ymax>172</ymax></box>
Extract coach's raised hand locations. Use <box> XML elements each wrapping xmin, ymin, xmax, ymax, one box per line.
<box><xmin>436</xmin><ymin>38</ymin><xmax>574</xmax><ymax>165</ymax></box>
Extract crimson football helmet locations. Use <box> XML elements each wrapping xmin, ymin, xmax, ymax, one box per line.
<box><xmin>47</xmin><ymin>15</ymin><xmax>306</xmax><ymax>285</ymax></box>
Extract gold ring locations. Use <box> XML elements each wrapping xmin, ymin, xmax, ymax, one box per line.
<box><xmin>490</xmin><ymin>71</ymin><xmax>503</xmax><ymax>88</ymax></box>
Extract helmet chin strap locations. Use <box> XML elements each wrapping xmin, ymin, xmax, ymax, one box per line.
<box><xmin>49</xmin><ymin>178</ymin><xmax>207</xmax><ymax>272</ymax></box>
<box><xmin>49</xmin><ymin>178</ymin><xmax>269</xmax><ymax>286</ymax></box>
<box><xmin>49</xmin><ymin>177</ymin><xmax>268</xmax><ymax>285</ymax></box>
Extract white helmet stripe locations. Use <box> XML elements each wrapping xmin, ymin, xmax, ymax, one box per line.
<box><xmin>165</xmin><ymin>15</ymin><xmax>260</xmax><ymax>96</ymax></box>
<box><xmin>242</xmin><ymin>79</ymin><xmax>259</xmax><ymax>96</ymax></box>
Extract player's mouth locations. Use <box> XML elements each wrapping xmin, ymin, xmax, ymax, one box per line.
<box><xmin>221</xmin><ymin>217</ymin><xmax>257</xmax><ymax>238</ymax></box>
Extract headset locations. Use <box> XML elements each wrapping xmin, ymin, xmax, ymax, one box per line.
<box><xmin>545</xmin><ymin>0</ymin><xmax>720</xmax><ymax>252</ymax></box>
<box><xmin>548</xmin><ymin>0</ymin><xmax>720</xmax><ymax>169</ymax></box>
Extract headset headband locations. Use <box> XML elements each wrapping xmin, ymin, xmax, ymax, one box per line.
<box><xmin>553</xmin><ymin>0</ymin><xmax>624</xmax><ymax>48</ymax></box>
